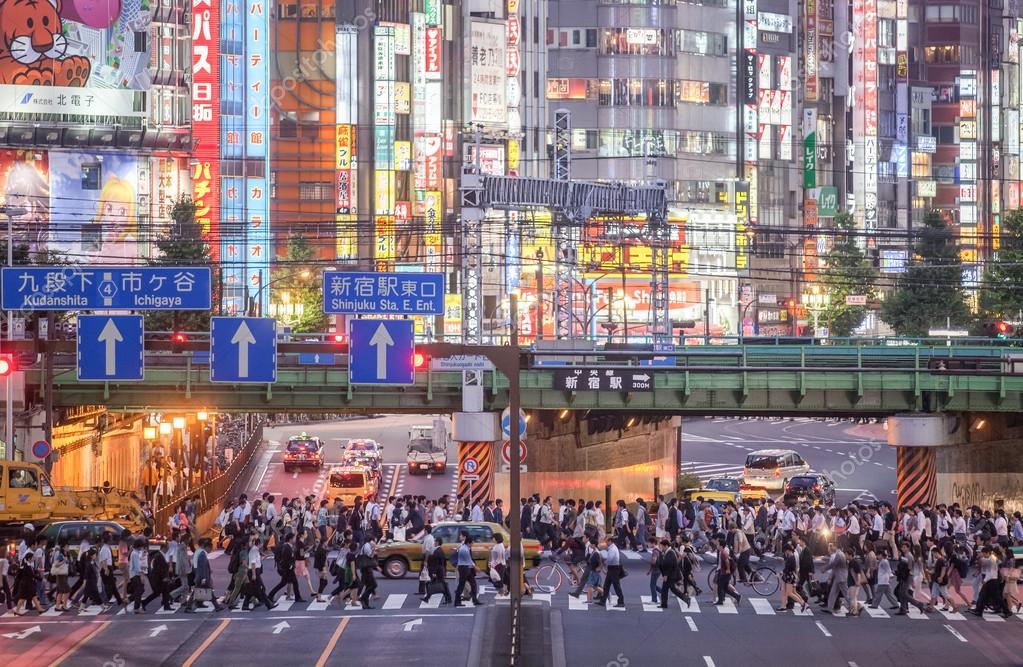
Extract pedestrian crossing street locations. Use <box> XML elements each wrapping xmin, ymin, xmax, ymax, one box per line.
<box><xmin>4</xmin><ymin>591</ymin><xmax>1021</xmax><ymax>624</ymax></box>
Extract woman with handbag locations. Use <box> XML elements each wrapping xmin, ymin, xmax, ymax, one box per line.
<box><xmin>489</xmin><ymin>533</ymin><xmax>509</xmax><ymax>597</ymax></box>
<box><xmin>50</xmin><ymin>542</ymin><xmax>71</xmax><ymax>612</ymax></box>
<box><xmin>776</xmin><ymin>543</ymin><xmax>808</xmax><ymax>612</ymax></box>
<box><xmin>356</xmin><ymin>538</ymin><xmax>379</xmax><ymax>609</ymax></box>
<box><xmin>185</xmin><ymin>538</ymin><xmax>225</xmax><ymax>612</ymax></box>
<box><xmin>846</xmin><ymin>548</ymin><xmax>866</xmax><ymax>617</ymax></box>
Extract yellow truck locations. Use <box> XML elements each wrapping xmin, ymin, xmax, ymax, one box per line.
<box><xmin>0</xmin><ymin>460</ymin><xmax>148</xmax><ymax>537</ymax></box>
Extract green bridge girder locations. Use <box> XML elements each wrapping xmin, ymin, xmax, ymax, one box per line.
<box><xmin>29</xmin><ymin>343</ymin><xmax>1023</xmax><ymax>416</ymax></box>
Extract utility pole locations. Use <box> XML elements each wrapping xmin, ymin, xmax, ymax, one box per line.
<box><xmin>2</xmin><ymin>204</ymin><xmax>26</xmax><ymax>461</ymax></box>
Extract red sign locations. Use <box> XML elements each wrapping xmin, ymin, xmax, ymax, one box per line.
<box><xmin>425</xmin><ymin>27</ymin><xmax>442</xmax><ymax>76</ymax></box>
<box><xmin>501</xmin><ymin>439</ymin><xmax>527</xmax><ymax>464</ymax></box>
<box><xmin>507</xmin><ymin>15</ymin><xmax>520</xmax><ymax>45</ymax></box>
<box><xmin>415</xmin><ymin>134</ymin><xmax>442</xmax><ymax>189</ymax></box>
<box><xmin>336</xmin><ymin>170</ymin><xmax>351</xmax><ymax>213</ymax></box>
<box><xmin>506</xmin><ymin>45</ymin><xmax>520</xmax><ymax>77</ymax></box>
<box><xmin>394</xmin><ymin>200</ymin><xmax>411</xmax><ymax>224</ymax></box>
<box><xmin>191</xmin><ymin>0</ymin><xmax>220</xmax><ymax>260</ymax></box>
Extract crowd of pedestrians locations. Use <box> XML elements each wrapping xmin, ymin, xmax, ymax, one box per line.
<box><xmin>2</xmin><ymin>483</ymin><xmax>1020</xmax><ymax>619</ymax></box>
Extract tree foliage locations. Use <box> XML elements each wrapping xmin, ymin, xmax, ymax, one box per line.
<box><xmin>978</xmin><ymin>207</ymin><xmax>1023</xmax><ymax>322</ymax></box>
<box><xmin>145</xmin><ymin>196</ymin><xmax>215</xmax><ymax>332</ymax></box>
<box><xmin>818</xmin><ymin>212</ymin><xmax>878</xmax><ymax>337</ymax></box>
<box><xmin>880</xmin><ymin>210</ymin><xmax>971</xmax><ymax>337</ymax></box>
<box><xmin>271</xmin><ymin>233</ymin><xmax>327</xmax><ymax>333</ymax></box>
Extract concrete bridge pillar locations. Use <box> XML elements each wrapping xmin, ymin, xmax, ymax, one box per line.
<box><xmin>888</xmin><ymin>413</ymin><xmax>1023</xmax><ymax>513</ymax></box>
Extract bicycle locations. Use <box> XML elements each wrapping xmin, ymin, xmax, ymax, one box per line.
<box><xmin>532</xmin><ymin>553</ymin><xmax>581</xmax><ymax>594</ymax></box>
<box><xmin>706</xmin><ymin>564</ymin><xmax>780</xmax><ymax>597</ymax></box>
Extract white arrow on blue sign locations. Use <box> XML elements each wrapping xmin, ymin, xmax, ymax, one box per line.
<box><xmin>348</xmin><ymin>319</ymin><xmax>415</xmax><ymax>385</ymax></box>
<box><xmin>77</xmin><ymin>315</ymin><xmax>144</xmax><ymax>381</ymax></box>
<box><xmin>210</xmin><ymin>317</ymin><xmax>277</xmax><ymax>383</ymax></box>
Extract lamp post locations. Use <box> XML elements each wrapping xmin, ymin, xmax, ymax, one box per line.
<box><xmin>801</xmin><ymin>285</ymin><xmax>830</xmax><ymax>338</ymax></box>
<box><xmin>247</xmin><ymin>269</ymin><xmax>312</xmax><ymax>317</ymax></box>
<box><xmin>2</xmin><ymin>204</ymin><xmax>26</xmax><ymax>460</ymax></box>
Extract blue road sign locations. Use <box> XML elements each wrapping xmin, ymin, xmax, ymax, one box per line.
<box><xmin>77</xmin><ymin>315</ymin><xmax>144</xmax><ymax>381</ymax></box>
<box><xmin>210</xmin><ymin>317</ymin><xmax>277</xmax><ymax>383</ymax></box>
<box><xmin>323</xmin><ymin>271</ymin><xmax>444</xmax><ymax>315</ymax></box>
<box><xmin>2</xmin><ymin>266</ymin><xmax>212</xmax><ymax>311</ymax></box>
<box><xmin>349</xmin><ymin>319</ymin><xmax>415</xmax><ymax>385</ymax></box>
<box><xmin>299</xmin><ymin>353</ymin><xmax>336</xmax><ymax>365</ymax></box>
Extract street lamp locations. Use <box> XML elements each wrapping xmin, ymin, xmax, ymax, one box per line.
<box><xmin>143</xmin><ymin>426</ymin><xmax>157</xmax><ymax>441</ymax></box>
<box><xmin>248</xmin><ymin>269</ymin><xmax>314</xmax><ymax>317</ymax></box>
<box><xmin>2</xmin><ymin>204</ymin><xmax>26</xmax><ymax>461</ymax></box>
<box><xmin>801</xmin><ymin>285</ymin><xmax>830</xmax><ymax>338</ymax></box>
<box><xmin>159</xmin><ymin>422</ymin><xmax>172</xmax><ymax>436</ymax></box>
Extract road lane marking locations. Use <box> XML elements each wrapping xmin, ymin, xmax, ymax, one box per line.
<box><xmin>815</xmin><ymin>621</ymin><xmax>831</xmax><ymax>637</ymax></box>
<box><xmin>702</xmin><ymin>657</ymin><xmax>716</xmax><ymax>667</ymax></box>
<box><xmin>182</xmin><ymin>618</ymin><xmax>231</xmax><ymax>667</ymax></box>
<box><xmin>46</xmin><ymin>620</ymin><xmax>110</xmax><ymax>667</ymax></box>
<box><xmin>382</xmin><ymin>594</ymin><xmax>406</xmax><ymax>609</ymax></box>
<box><xmin>677</xmin><ymin>597</ymin><xmax>700</xmax><ymax>613</ymax></box>
<box><xmin>314</xmin><ymin>617</ymin><xmax>350</xmax><ymax>667</ymax></box>
<box><xmin>685</xmin><ymin>616</ymin><xmax>698</xmax><ymax>632</ymax></box>
<box><xmin>944</xmin><ymin>624</ymin><xmax>968</xmax><ymax>642</ymax></box>
<box><xmin>748</xmin><ymin>598</ymin><xmax>775</xmax><ymax>615</ymax></box>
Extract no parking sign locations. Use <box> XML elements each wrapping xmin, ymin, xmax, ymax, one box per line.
<box><xmin>31</xmin><ymin>440</ymin><xmax>51</xmax><ymax>459</ymax></box>
<box><xmin>461</xmin><ymin>456</ymin><xmax>480</xmax><ymax>480</ymax></box>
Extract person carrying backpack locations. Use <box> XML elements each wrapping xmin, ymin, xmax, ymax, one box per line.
<box><xmin>658</xmin><ymin>540</ymin><xmax>692</xmax><ymax>608</ymax></box>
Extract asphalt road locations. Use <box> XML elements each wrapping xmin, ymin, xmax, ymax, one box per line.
<box><xmin>4</xmin><ymin>545</ymin><xmax>1021</xmax><ymax>667</ymax></box>
<box><xmin>682</xmin><ymin>417</ymin><xmax>895</xmax><ymax>505</ymax></box>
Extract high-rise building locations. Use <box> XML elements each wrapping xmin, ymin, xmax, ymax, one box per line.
<box><xmin>0</xmin><ymin>0</ymin><xmax>192</xmax><ymax>267</ymax></box>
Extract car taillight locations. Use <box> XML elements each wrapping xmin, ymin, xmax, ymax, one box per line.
<box><xmin>814</xmin><ymin>484</ymin><xmax>821</xmax><ymax>492</ymax></box>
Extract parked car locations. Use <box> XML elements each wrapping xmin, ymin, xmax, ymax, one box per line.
<box><xmin>742</xmin><ymin>449</ymin><xmax>811</xmax><ymax>490</ymax></box>
<box><xmin>374</xmin><ymin>521</ymin><xmax>542</xmax><ymax>579</ymax></box>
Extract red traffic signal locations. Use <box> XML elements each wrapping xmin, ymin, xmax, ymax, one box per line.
<box><xmin>0</xmin><ymin>354</ymin><xmax>14</xmax><ymax>377</ymax></box>
<box><xmin>332</xmin><ymin>333</ymin><xmax>346</xmax><ymax>344</ymax></box>
<box><xmin>997</xmin><ymin>321</ymin><xmax>1010</xmax><ymax>334</ymax></box>
<box><xmin>413</xmin><ymin>352</ymin><xmax>426</xmax><ymax>369</ymax></box>
<box><xmin>171</xmin><ymin>332</ymin><xmax>187</xmax><ymax>352</ymax></box>
<box><xmin>785</xmin><ymin>299</ymin><xmax>797</xmax><ymax>310</ymax></box>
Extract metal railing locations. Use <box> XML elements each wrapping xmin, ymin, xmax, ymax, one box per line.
<box><xmin>153</xmin><ymin>422</ymin><xmax>264</xmax><ymax>533</ymax></box>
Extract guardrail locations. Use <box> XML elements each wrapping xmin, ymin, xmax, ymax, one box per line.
<box><xmin>153</xmin><ymin>422</ymin><xmax>264</xmax><ymax>533</ymax></box>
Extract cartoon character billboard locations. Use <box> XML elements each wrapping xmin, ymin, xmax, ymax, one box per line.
<box><xmin>49</xmin><ymin>150</ymin><xmax>140</xmax><ymax>263</ymax></box>
<box><xmin>0</xmin><ymin>0</ymin><xmax>150</xmax><ymax>118</ymax></box>
<box><xmin>0</xmin><ymin>150</ymin><xmax>49</xmax><ymax>253</ymax></box>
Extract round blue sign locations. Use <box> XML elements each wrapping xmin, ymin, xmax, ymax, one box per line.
<box><xmin>32</xmin><ymin>440</ymin><xmax>51</xmax><ymax>459</ymax></box>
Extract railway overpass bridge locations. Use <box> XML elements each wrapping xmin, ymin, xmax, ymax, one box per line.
<box><xmin>20</xmin><ymin>338</ymin><xmax>1023</xmax><ymax>513</ymax></box>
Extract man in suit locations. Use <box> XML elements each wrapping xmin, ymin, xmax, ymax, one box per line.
<box><xmin>268</xmin><ymin>532</ymin><xmax>304</xmax><ymax>602</ymax></box>
<box><xmin>821</xmin><ymin>541</ymin><xmax>849</xmax><ymax>613</ymax></box>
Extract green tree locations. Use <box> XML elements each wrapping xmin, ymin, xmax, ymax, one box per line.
<box><xmin>818</xmin><ymin>212</ymin><xmax>878</xmax><ymax>337</ymax></box>
<box><xmin>145</xmin><ymin>196</ymin><xmax>215</xmax><ymax>332</ymax></box>
<box><xmin>979</xmin><ymin>208</ymin><xmax>1023</xmax><ymax>323</ymax></box>
<box><xmin>270</xmin><ymin>233</ymin><xmax>327</xmax><ymax>333</ymax></box>
<box><xmin>880</xmin><ymin>210</ymin><xmax>971</xmax><ymax>337</ymax></box>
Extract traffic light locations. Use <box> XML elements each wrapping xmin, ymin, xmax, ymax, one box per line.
<box><xmin>171</xmin><ymin>332</ymin><xmax>187</xmax><ymax>353</ymax></box>
<box><xmin>332</xmin><ymin>333</ymin><xmax>346</xmax><ymax>345</ymax></box>
<box><xmin>413</xmin><ymin>352</ymin><xmax>427</xmax><ymax>369</ymax></box>
<box><xmin>0</xmin><ymin>354</ymin><xmax>14</xmax><ymax>377</ymax></box>
<box><xmin>983</xmin><ymin>320</ymin><xmax>1015</xmax><ymax>339</ymax></box>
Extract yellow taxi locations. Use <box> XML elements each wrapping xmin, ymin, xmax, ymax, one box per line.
<box><xmin>326</xmin><ymin>465</ymin><xmax>379</xmax><ymax>505</ymax></box>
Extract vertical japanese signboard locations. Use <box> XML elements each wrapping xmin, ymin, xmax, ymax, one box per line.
<box><xmin>336</xmin><ymin>25</ymin><xmax>358</xmax><ymax>262</ymax></box>
<box><xmin>742</xmin><ymin>0</ymin><xmax>759</xmax><ymax>228</ymax></box>
<box><xmin>467</xmin><ymin>20</ymin><xmax>508</xmax><ymax>126</ymax></box>
<box><xmin>735</xmin><ymin>182</ymin><xmax>750</xmax><ymax>271</ymax></box>
<box><xmin>246</xmin><ymin>0</ymin><xmax>271</xmax><ymax>314</ymax></box>
<box><xmin>191</xmin><ymin>0</ymin><xmax>220</xmax><ymax>260</ymax></box>
<box><xmin>805</xmin><ymin>0</ymin><xmax>818</xmax><ymax>102</ymax></box>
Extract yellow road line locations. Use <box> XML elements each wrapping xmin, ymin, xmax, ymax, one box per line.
<box><xmin>314</xmin><ymin>617</ymin><xmax>350</xmax><ymax>667</ymax></box>
<box><xmin>47</xmin><ymin>621</ymin><xmax>110</xmax><ymax>667</ymax></box>
<box><xmin>182</xmin><ymin>618</ymin><xmax>231</xmax><ymax>667</ymax></box>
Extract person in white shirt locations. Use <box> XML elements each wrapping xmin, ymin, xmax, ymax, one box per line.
<box><xmin>656</xmin><ymin>498</ymin><xmax>669</xmax><ymax>539</ymax></box>
<box><xmin>242</xmin><ymin>535</ymin><xmax>275</xmax><ymax>611</ymax></box>
<box><xmin>432</xmin><ymin>500</ymin><xmax>447</xmax><ymax>525</ymax></box>
<box><xmin>489</xmin><ymin>533</ymin><xmax>509</xmax><ymax>596</ymax></box>
<box><xmin>470</xmin><ymin>502</ymin><xmax>484</xmax><ymax>523</ymax></box>
<box><xmin>596</xmin><ymin>538</ymin><xmax>624</xmax><ymax>607</ymax></box>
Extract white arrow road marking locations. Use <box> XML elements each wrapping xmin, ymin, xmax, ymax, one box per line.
<box><xmin>369</xmin><ymin>323</ymin><xmax>395</xmax><ymax>380</ymax></box>
<box><xmin>231</xmin><ymin>320</ymin><xmax>256</xmax><ymax>378</ymax></box>
<box><xmin>944</xmin><ymin>624</ymin><xmax>968</xmax><ymax>643</ymax></box>
<box><xmin>272</xmin><ymin>621</ymin><xmax>290</xmax><ymax>635</ymax></box>
<box><xmin>402</xmin><ymin>618</ymin><xmax>422</xmax><ymax>632</ymax></box>
<box><xmin>149</xmin><ymin>624</ymin><xmax>168</xmax><ymax>638</ymax></box>
<box><xmin>3</xmin><ymin>625</ymin><xmax>41</xmax><ymax>640</ymax></box>
<box><xmin>98</xmin><ymin>318</ymin><xmax>123</xmax><ymax>376</ymax></box>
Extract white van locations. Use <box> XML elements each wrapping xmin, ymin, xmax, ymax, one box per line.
<box><xmin>742</xmin><ymin>449</ymin><xmax>811</xmax><ymax>490</ymax></box>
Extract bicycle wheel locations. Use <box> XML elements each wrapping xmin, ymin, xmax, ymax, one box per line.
<box><xmin>751</xmin><ymin>566</ymin><xmax>779</xmax><ymax>596</ymax></box>
<box><xmin>706</xmin><ymin>566</ymin><xmax>718</xmax><ymax>593</ymax></box>
<box><xmin>532</xmin><ymin>564</ymin><xmax>564</xmax><ymax>594</ymax></box>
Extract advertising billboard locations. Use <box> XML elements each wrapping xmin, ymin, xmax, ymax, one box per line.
<box><xmin>192</xmin><ymin>0</ymin><xmax>220</xmax><ymax>256</ymax></box>
<box><xmin>50</xmin><ymin>150</ymin><xmax>141</xmax><ymax>263</ymax></box>
<box><xmin>0</xmin><ymin>150</ymin><xmax>48</xmax><ymax>252</ymax></box>
<box><xmin>467</xmin><ymin>20</ymin><xmax>507</xmax><ymax>125</ymax></box>
<box><xmin>0</xmin><ymin>0</ymin><xmax>150</xmax><ymax>119</ymax></box>
<box><xmin>246</xmin><ymin>0</ymin><xmax>271</xmax><ymax>313</ymax></box>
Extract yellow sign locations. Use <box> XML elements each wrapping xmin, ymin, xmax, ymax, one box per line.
<box><xmin>507</xmin><ymin>139</ymin><xmax>520</xmax><ymax>170</ymax></box>
<box><xmin>336</xmin><ymin>213</ymin><xmax>357</xmax><ymax>261</ymax></box>
<box><xmin>394</xmin><ymin>140</ymin><xmax>412</xmax><ymax>171</ymax></box>
<box><xmin>335</xmin><ymin>125</ymin><xmax>352</xmax><ymax>170</ymax></box>
<box><xmin>374</xmin><ymin>170</ymin><xmax>395</xmax><ymax>214</ymax></box>
<box><xmin>375</xmin><ymin>215</ymin><xmax>395</xmax><ymax>262</ymax></box>
<box><xmin>444</xmin><ymin>293</ymin><xmax>462</xmax><ymax>336</ymax></box>
<box><xmin>394</xmin><ymin>82</ymin><xmax>411</xmax><ymax>114</ymax></box>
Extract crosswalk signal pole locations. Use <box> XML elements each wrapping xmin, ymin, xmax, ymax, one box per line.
<box><xmin>508</xmin><ymin>293</ymin><xmax>522</xmax><ymax>657</ymax></box>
